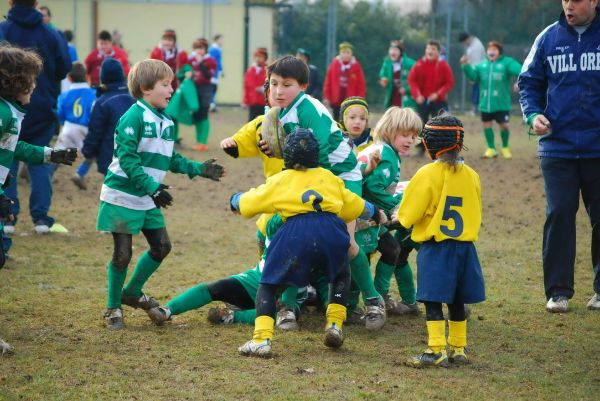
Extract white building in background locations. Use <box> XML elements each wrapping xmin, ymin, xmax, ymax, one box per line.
<box><xmin>386</xmin><ymin>0</ymin><xmax>432</xmax><ymax>14</ymax></box>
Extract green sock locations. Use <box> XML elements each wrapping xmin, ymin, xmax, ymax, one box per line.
<box><xmin>350</xmin><ymin>249</ymin><xmax>382</xmax><ymax>302</ymax></box>
<box><xmin>374</xmin><ymin>260</ymin><xmax>395</xmax><ymax>296</ymax></box>
<box><xmin>123</xmin><ymin>251</ymin><xmax>161</xmax><ymax>298</ymax></box>
<box><xmin>195</xmin><ymin>119</ymin><xmax>210</xmax><ymax>144</ymax></box>
<box><xmin>500</xmin><ymin>129</ymin><xmax>510</xmax><ymax>148</ymax></box>
<box><xmin>484</xmin><ymin>127</ymin><xmax>495</xmax><ymax>149</ymax></box>
<box><xmin>107</xmin><ymin>262</ymin><xmax>128</xmax><ymax>309</ymax></box>
<box><xmin>347</xmin><ymin>279</ymin><xmax>360</xmax><ymax>311</ymax></box>
<box><xmin>233</xmin><ymin>309</ymin><xmax>256</xmax><ymax>324</ymax></box>
<box><xmin>166</xmin><ymin>283</ymin><xmax>213</xmax><ymax>315</ymax></box>
<box><xmin>394</xmin><ymin>263</ymin><xmax>416</xmax><ymax>304</ymax></box>
<box><xmin>281</xmin><ymin>286</ymin><xmax>300</xmax><ymax>314</ymax></box>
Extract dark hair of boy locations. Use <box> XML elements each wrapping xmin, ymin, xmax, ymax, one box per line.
<box><xmin>12</xmin><ymin>0</ymin><xmax>37</xmax><ymax>7</ymax></box>
<box><xmin>283</xmin><ymin>128</ymin><xmax>320</xmax><ymax>170</ymax></box>
<box><xmin>39</xmin><ymin>6</ymin><xmax>51</xmax><ymax>17</ymax></box>
<box><xmin>420</xmin><ymin>113</ymin><xmax>464</xmax><ymax>166</ymax></box>
<box><xmin>0</xmin><ymin>45</ymin><xmax>43</xmax><ymax>100</ymax></box>
<box><xmin>213</xmin><ymin>34</ymin><xmax>222</xmax><ymax>41</ymax></box>
<box><xmin>267</xmin><ymin>55</ymin><xmax>309</xmax><ymax>86</ymax></box>
<box><xmin>68</xmin><ymin>62</ymin><xmax>87</xmax><ymax>83</ymax></box>
<box><xmin>64</xmin><ymin>29</ymin><xmax>74</xmax><ymax>42</ymax></box>
<box><xmin>458</xmin><ymin>32</ymin><xmax>470</xmax><ymax>43</ymax></box>
<box><xmin>98</xmin><ymin>30</ymin><xmax>112</xmax><ymax>41</ymax></box>
<box><xmin>427</xmin><ymin>40</ymin><xmax>441</xmax><ymax>51</ymax></box>
<box><xmin>487</xmin><ymin>41</ymin><xmax>504</xmax><ymax>55</ymax></box>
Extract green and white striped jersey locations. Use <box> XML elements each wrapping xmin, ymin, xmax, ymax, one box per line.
<box><xmin>101</xmin><ymin>99</ymin><xmax>206</xmax><ymax>210</ymax></box>
<box><xmin>278</xmin><ymin>93</ymin><xmax>362</xmax><ymax>192</ymax></box>
<box><xmin>0</xmin><ymin>98</ymin><xmax>48</xmax><ymax>193</ymax></box>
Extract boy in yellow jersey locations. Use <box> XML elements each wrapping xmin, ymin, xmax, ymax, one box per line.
<box><xmin>397</xmin><ymin>114</ymin><xmax>485</xmax><ymax>367</ymax></box>
<box><xmin>231</xmin><ymin>129</ymin><xmax>376</xmax><ymax>357</ymax></box>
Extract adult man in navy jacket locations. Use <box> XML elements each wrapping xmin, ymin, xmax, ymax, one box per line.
<box><xmin>0</xmin><ymin>0</ymin><xmax>71</xmax><ymax>234</ymax></box>
<box><xmin>519</xmin><ymin>0</ymin><xmax>600</xmax><ymax>313</ymax></box>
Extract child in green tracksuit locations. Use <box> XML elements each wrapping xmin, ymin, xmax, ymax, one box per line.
<box><xmin>97</xmin><ymin>59</ymin><xmax>225</xmax><ymax>330</ymax></box>
<box><xmin>460</xmin><ymin>40</ymin><xmax>521</xmax><ymax>159</ymax></box>
<box><xmin>0</xmin><ymin>45</ymin><xmax>77</xmax><ymax>267</ymax></box>
<box><xmin>359</xmin><ymin>107</ymin><xmax>422</xmax><ymax>316</ymax></box>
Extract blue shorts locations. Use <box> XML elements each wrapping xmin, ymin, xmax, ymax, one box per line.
<box><xmin>261</xmin><ymin>212</ymin><xmax>350</xmax><ymax>288</ymax></box>
<box><xmin>416</xmin><ymin>240</ymin><xmax>485</xmax><ymax>304</ymax></box>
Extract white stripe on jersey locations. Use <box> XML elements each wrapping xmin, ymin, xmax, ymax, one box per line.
<box><xmin>100</xmin><ymin>184</ymin><xmax>155</xmax><ymax>210</ymax></box>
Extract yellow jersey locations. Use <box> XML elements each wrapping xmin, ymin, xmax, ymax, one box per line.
<box><xmin>397</xmin><ymin>161</ymin><xmax>481</xmax><ymax>242</ymax></box>
<box><xmin>239</xmin><ymin>167</ymin><xmax>366</xmax><ymax>223</ymax></box>
<box><xmin>232</xmin><ymin>116</ymin><xmax>285</xmax><ymax>179</ymax></box>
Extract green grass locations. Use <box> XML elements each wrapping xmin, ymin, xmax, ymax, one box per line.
<box><xmin>1</xmin><ymin>109</ymin><xmax>599</xmax><ymax>401</ymax></box>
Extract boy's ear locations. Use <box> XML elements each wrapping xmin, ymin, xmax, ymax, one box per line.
<box><xmin>300</xmin><ymin>83</ymin><xmax>308</xmax><ymax>91</ymax></box>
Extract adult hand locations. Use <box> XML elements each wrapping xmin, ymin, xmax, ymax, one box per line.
<box><xmin>184</xmin><ymin>71</ymin><xmax>193</xmax><ymax>80</ymax></box>
<box><xmin>415</xmin><ymin>95</ymin><xmax>425</xmax><ymax>105</ymax></box>
<box><xmin>459</xmin><ymin>55</ymin><xmax>468</xmax><ymax>65</ymax></box>
<box><xmin>428</xmin><ymin>93</ymin><xmax>439</xmax><ymax>102</ymax></box>
<box><xmin>399</xmin><ymin>87</ymin><xmax>406</xmax><ymax>95</ymax></box>
<box><xmin>533</xmin><ymin>115</ymin><xmax>551</xmax><ymax>136</ymax></box>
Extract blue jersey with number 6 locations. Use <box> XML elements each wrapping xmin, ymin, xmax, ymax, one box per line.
<box><xmin>237</xmin><ymin>167</ymin><xmax>365</xmax><ymax>223</ymax></box>
<box><xmin>397</xmin><ymin>160</ymin><xmax>481</xmax><ymax>242</ymax></box>
<box><xmin>57</xmin><ymin>83</ymin><xmax>96</xmax><ymax>126</ymax></box>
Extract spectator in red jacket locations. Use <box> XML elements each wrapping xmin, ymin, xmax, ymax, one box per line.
<box><xmin>407</xmin><ymin>39</ymin><xmax>454</xmax><ymax>125</ymax></box>
<box><xmin>84</xmin><ymin>30</ymin><xmax>130</xmax><ymax>88</ymax></box>
<box><xmin>188</xmin><ymin>38</ymin><xmax>217</xmax><ymax>151</ymax></box>
<box><xmin>149</xmin><ymin>29</ymin><xmax>188</xmax><ymax>90</ymax></box>
<box><xmin>323</xmin><ymin>42</ymin><xmax>366</xmax><ymax>121</ymax></box>
<box><xmin>243</xmin><ymin>47</ymin><xmax>268</xmax><ymax>122</ymax></box>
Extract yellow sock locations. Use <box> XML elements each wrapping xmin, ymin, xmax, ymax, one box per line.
<box><xmin>426</xmin><ymin>320</ymin><xmax>447</xmax><ymax>353</ymax></box>
<box><xmin>326</xmin><ymin>303</ymin><xmax>347</xmax><ymax>329</ymax></box>
<box><xmin>252</xmin><ymin>315</ymin><xmax>275</xmax><ymax>342</ymax></box>
<box><xmin>448</xmin><ymin>320</ymin><xmax>467</xmax><ymax>351</ymax></box>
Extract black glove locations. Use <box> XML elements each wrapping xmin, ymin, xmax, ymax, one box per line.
<box><xmin>0</xmin><ymin>193</ymin><xmax>13</xmax><ymax>219</ymax></box>
<box><xmin>151</xmin><ymin>184</ymin><xmax>173</xmax><ymax>209</ymax></box>
<box><xmin>50</xmin><ymin>148</ymin><xmax>78</xmax><ymax>166</ymax></box>
<box><xmin>1</xmin><ymin>173</ymin><xmax>12</xmax><ymax>189</ymax></box>
<box><xmin>200</xmin><ymin>159</ymin><xmax>225</xmax><ymax>181</ymax></box>
<box><xmin>198</xmin><ymin>62</ymin><xmax>211</xmax><ymax>79</ymax></box>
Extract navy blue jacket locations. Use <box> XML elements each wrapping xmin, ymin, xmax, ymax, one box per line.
<box><xmin>82</xmin><ymin>83</ymin><xmax>135</xmax><ymax>174</ymax></box>
<box><xmin>519</xmin><ymin>6</ymin><xmax>600</xmax><ymax>158</ymax></box>
<box><xmin>0</xmin><ymin>5</ymin><xmax>71</xmax><ymax>142</ymax></box>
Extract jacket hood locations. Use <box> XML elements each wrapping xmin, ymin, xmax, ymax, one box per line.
<box><xmin>7</xmin><ymin>5</ymin><xmax>42</xmax><ymax>28</ymax></box>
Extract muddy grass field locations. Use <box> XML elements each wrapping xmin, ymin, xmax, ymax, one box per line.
<box><xmin>0</xmin><ymin>108</ymin><xmax>598</xmax><ymax>401</ymax></box>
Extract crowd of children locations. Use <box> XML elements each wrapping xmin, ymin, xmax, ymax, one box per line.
<box><xmin>0</xmin><ymin>12</ymin><xmax>490</xmax><ymax>366</ymax></box>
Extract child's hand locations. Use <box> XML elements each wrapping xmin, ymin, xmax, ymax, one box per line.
<box><xmin>374</xmin><ymin>208</ymin><xmax>388</xmax><ymax>225</ymax></box>
<box><xmin>220</xmin><ymin>137</ymin><xmax>239</xmax><ymax>158</ymax></box>
<box><xmin>0</xmin><ymin>193</ymin><xmax>14</xmax><ymax>221</ymax></box>
<box><xmin>229</xmin><ymin>192</ymin><xmax>243</xmax><ymax>213</ymax></box>
<box><xmin>258</xmin><ymin>135</ymin><xmax>273</xmax><ymax>157</ymax></box>
<box><xmin>379</xmin><ymin>78</ymin><xmax>388</xmax><ymax>87</ymax></box>
<box><xmin>185</xmin><ymin>71</ymin><xmax>193</xmax><ymax>80</ymax></box>
<box><xmin>50</xmin><ymin>148</ymin><xmax>78</xmax><ymax>165</ymax></box>
<box><xmin>151</xmin><ymin>184</ymin><xmax>173</xmax><ymax>209</ymax></box>
<box><xmin>363</xmin><ymin>149</ymin><xmax>381</xmax><ymax>175</ymax></box>
<box><xmin>459</xmin><ymin>55</ymin><xmax>468</xmax><ymax>65</ymax></box>
<box><xmin>200</xmin><ymin>159</ymin><xmax>225</xmax><ymax>181</ymax></box>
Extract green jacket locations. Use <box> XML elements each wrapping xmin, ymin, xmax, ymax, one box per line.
<box><xmin>462</xmin><ymin>55</ymin><xmax>522</xmax><ymax>113</ymax></box>
<box><xmin>165</xmin><ymin>64</ymin><xmax>199</xmax><ymax>125</ymax></box>
<box><xmin>379</xmin><ymin>56</ymin><xmax>417</xmax><ymax>109</ymax></box>
<box><xmin>361</xmin><ymin>143</ymin><xmax>401</xmax><ymax>213</ymax></box>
